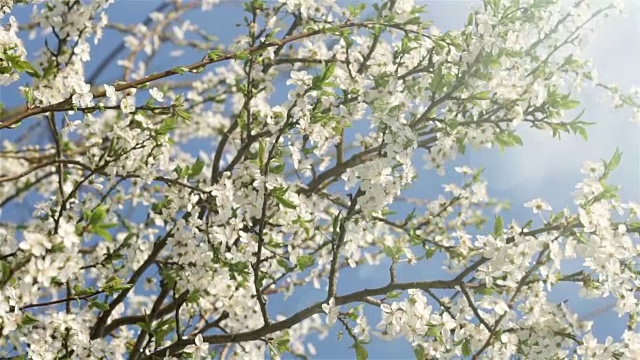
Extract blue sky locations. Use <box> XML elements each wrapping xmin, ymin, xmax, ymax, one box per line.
<box><xmin>1</xmin><ymin>0</ymin><xmax>639</xmax><ymax>358</ymax></box>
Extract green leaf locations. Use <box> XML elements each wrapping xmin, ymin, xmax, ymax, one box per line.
<box><xmin>385</xmin><ymin>291</ymin><xmax>401</xmax><ymax>299</ymax></box>
<box><xmin>270</xmin><ymin>159</ymin><xmax>285</xmax><ymax>174</ymax></box>
<box><xmin>471</xmin><ymin>90</ymin><xmax>492</xmax><ymax>100</ymax></box>
<box><xmin>172</xmin><ymin>66</ymin><xmax>189</xmax><ymax>75</ymax></box>
<box><xmin>0</xmin><ymin>260</ymin><xmax>10</xmax><ymax>281</ymax></box>
<box><xmin>354</xmin><ymin>342</ymin><xmax>368</xmax><ymax>360</ymax></box>
<box><xmin>523</xmin><ymin>219</ymin><xmax>534</xmax><ymax>229</ymax></box>
<box><xmin>494</xmin><ymin>132</ymin><xmax>523</xmax><ymax>152</ymax></box>
<box><xmin>90</xmin><ymin>300</ymin><xmax>110</xmax><ymax>311</ymax></box>
<box><xmin>136</xmin><ymin>321</ymin><xmax>153</xmax><ymax>333</ymax></box>
<box><xmin>413</xmin><ymin>345</ymin><xmax>426</xmax><ymax>360</ymax></box>
<box><xmin>271</xmin><ymin>186</ymin><xmax>288</xmax><ymax>197</ymax></box>
<box><xmin>74</xmin><ymin>286</ymin><xmax>95</xmax><ymax>296</ymax></box>
<box><xmin>275</xmin><ymin>195</ymin><xmax>297</xmax><ymax>209</ymax></box>
<box><xmin>175</xmin><ymin>109</ymin><xmax>191</xmax><ymax>121</ymax></box>
<box><xmin>20</xmin><ymin>313</ymin><xmax>39</xmax><ymax>326</ymax></box>
<box><xmin>322</xmin><ymin>62</ymin><xmax>336</xmax><ymax>82</ymax></box>
<box><xmin>258</xmin><ymin>140</ymin><xmax>266</xmax><ymax>168</ymax></box>
<box><xmin>276</xmin><ymin>258</ymin><xmax>290</xmax><ymax>270</ymax></box>
<box><xmin>190</xmin><ymin>66</ymin><xmax>205</xmax><ymax>74</ymax></box>
<box><xmin>383</xmin><ymin>245</ymin><xmax>402</xmax><ymax>260</ymax></box>
<box><xmin>21</xmin><ymin>61</ymin><xmax>40</xmax><ymax>78</ymax></box>
<box><xmin>190</xmin><ymin>158</ymin><xmax>205</xmax><ymax>178</ymax></box>
<box><xmin>425</xmin><ymin>246</ymin><xmax>436</xmax><ymax>259</ymax></box>
<box><xmin>187</xmin><ymin>289</ymin><xmax>201</xmax><ymax>304</ymax></box>
<box><xmin>296</xmin><ymin>254</ymin><xmax>315</xmax><ymax>270</ymax></box>
<box><xmin>112</xmin><ymin>284</ymin><xmax>133</xmax><ymax>291</ymax></box>
<box><xmin>461</xmin><ymin>339</ymin><xmax>472</xmax><ymax>356</ymax></box>
<box><xmin>89</xmin><ymin>206</ymin><xmax>107</xmax><ymax>226</ymax></box>
<box><xmin>466</xmin><ymin>12</ymin><xmax>474</xmax><ymax>27</ymax></box>
<box><xmin>607</xmin><ymin>147</ymin><xmax>622</xmax><ymax>173</ymax></box>
<box><xmin>332</xmin><ymin>212</ymin><xmax>341</xmax><ymax>237</ymax></box>
<box><xmin>93</xmin><ymin>227</ymin><xmax>112</xmax><ymax>242</ymax></box>
<box><xmin>157</xmin><ymin>116</ymin><xmax>177</xmax><ymax>136</ymax></box>
<box><xmin>235</xmin><ymin>51</ymin><xmax>251</xmax><ymax>60</ymax></box>
<box><xmin>426</xmin><ymin>326</ymin><xmax>440</xmax><ymax>337</ymax></box>
<box><xmin>575</xmin><ymin>125</ymin><xmax>588</xmax><ymax>141</ymax></box>
<box><xmin>560</xmin><ymin>99</ymin><xmax>580</xmax><ymax>110</ymax></box>
<box><xmin>275</xmin><ymin>330</ymin><xmax>290</xmax><ymax>353</ymax></box>
<box><xmin>493</xmin><ymin>216</ymin><xmax>504</xmax><ymax>237</ymax></box>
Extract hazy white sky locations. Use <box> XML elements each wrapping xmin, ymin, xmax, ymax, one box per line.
<box><xmin>469</xmin><ymin>0</ymin><xmax>640</xmax><ymax>202</ymax></box>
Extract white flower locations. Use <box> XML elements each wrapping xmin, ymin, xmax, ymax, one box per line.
<box><xmin>104</xmin><ymin>84</ymin><xmax>117</xmax><ymax>101</ymax></box>
<box><xmin>72</xmin><ymin>92</ymin><xmax>94</xmax><ymax>108</ymax></box>
<box><xmin>580</xmin><ymin>161</ymin><xmax>604</xmax><ymax>178</ymax></box>
<box><xmin>494</xmin><ymin>300</ymin><xmax>509</xmax><ymax>315</ymax></box>
<box><xmin>475</xmin><ymin>13</ymin><xmax>497</xmax><ymax>35</ymax></box>
<box><xmin>524</xmin><ymin>198</ymin><xmax>552</xmax><ymax>214</ymax></box>
<box><xmin>286</xmin><ymin>71</ymin><xmax>312</xmax><ymax>86</ymax></box>
<box><xmin>73</xmin><ymin>40</ymin><xmax>91</xmax><ymax>62</ymax></box>
<box><xmin>72</xmin><ymin>83</ymin><xmax>93</xmax><ymax>107</ymax></box>
<box><xmin>322</xmin><ymin>297</ymin><xmax>338</xmax><ymax>326</ymax></box>
<box><xmin>183</xmin><ymin>334</ymin><xmax>208</xmax><ymax>360</ymax></box>
<box><xmin>120</xmin><ymin>96</ymin><xmax>136</xmax><ymax>113</ymax></box>
<box><xmin>149</xmin><ymin>87</ymin><xmax>164</xmax><ymax>102</ymax></box>
<box><xmin>18</xmin><ymin>232</ymin><xmax>51</xmax><ymax>257</ymax></box>
<box><xmin>509</xmin><ymin>105</ymin><xmax>524</xmax><ymax>126</ymax></box>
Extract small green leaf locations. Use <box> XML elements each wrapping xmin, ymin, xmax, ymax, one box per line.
<box><xmin>89</xmin><ymin>206</ymin><xmax>107</xmax><ymax>226</ymax></box>
<box><xmin>471</xmin><ymin>90</ymin><xmax>492</xmax><ymax>100</ymax></box>
<box><xmin>296</xmin><ymin>254</ymin><xmax>315</xmax><ymax>270</ymax></box>
<box><xmin>493</xmin><ymin>216</ymin><xmax>504</xmax><ymax>237</ymax></box>
<box><xmin>322</xmin><ymin>62</ymin><xmax>336</xmax><ymax>82</ymax></box>
<box><xmin>276</xmin><ymin>258</ymin><xmax>290</xmax><ymax>270</ymax></box>
<box><xmin>136</xmin><ymin>322</ymin><xmax>153</xmax><ymax>333</ymax></box>
<box><xmin>74</xmin><ymin>286</ymin><xmax>96</xmax><ymax>296</ymax></box>
<box><xmin>608</xmin><ymin>147</ymin><xmax>622</xmax><ymax>173</ymax></box>
<box><xmin>413</xmin><ymin>345</ymin><xmax>426</xmax><ymax>360</ymax></box>
<box><xmin>385</xmin><ymin>291</ymin><xmax>401</xmax><ymax>299</ymax></box>
<box><xmin>275</xmin><ymin>195</ymin><xmax>297</xmax><ymax>209</ymax></box>
<box><xmin>102</xmin><ymin>222</ymin><xmax>118</xmax><ymax>229</ymax></box>
<box><xmin>157</xmin><ymin>116</ymin><xmax>177</xmax><ymax>136</ymax></box>
<box><xmin>187</xmin><ymin>290</ymin><xmax>201</xmax><ymax>304</ymax></box>
<box><xmin>258</xmin><ymin>140</ymin><xmax>266</xmax><ymax>168</ymax></box>
<box><xmin>112</xmin><ymin>284</ymin><xmax>134</xmax><ymax>291</ymax></box>
<box><xmin>426</xmin><ymin>326</ymin><xmax>441</xmax><ymax>338</ymax></box>
<box><xmin>172</xmin><ymin>66</ymin><xmax>189</xmax><ymax>75</ymax></box>
<box><xmin>523</xmin><ymin>219</ymin><xmax>534</xmax><ymax>229</ymax></box>
<box><xmin>190</xmin><ymin>158</ymin><xmax>205</xmax><ymax>178</ymax></box>
<box><xmin>175</xmin><ymin>109</ymin><xmax>191</xmax><ymax>121</ymax></box>
<box><xmin>93</xmin><ymin>227</ymin><xmax>112</xmax><ymax>242</ymax></box>
<box><xmin>425</xmin><ymin>246</ymin><xmax>436</xmax><ymax>259</ymax></box>
<box><xmin>560</xmin><ymin>99</ymin><xmax>580</xmax><ymax>110</ymax></box>
<box><xmin>90</xmin><ymin>300</ymin><xmax>110</xmax><ymax>311</ymax></box>
<box><xmin>235</xmin><ymin>51</ymin><xmax>251</xmax><ymax>60</ymax></box>
<box><xmin>20</xmin><ymin>313</ymin><xmax>39</xmax><ymax>326</ymax></box>
<box><xmin>207</xmin><ymin>49</ymin><xmax>223</xmax><ymax>60</ymax></box>
<box><xmin>271</xmin><ymin>186</ymin><xmax>288</xmax><ymax>197</ymax></box>
<box><xmin>461</xmin><ymin>339</ymin><xmax>472</xmax><ymax>356</ymax></box>
<box><xmin>354</xmin><ymin>342</ymin><xmax>368</xmax><ymax>360</ymax></box>
<box><xmin>383</xmin><ymin>245</ymin><xmax>402</xmax><ymax>260</ymax></box>
<box><xmin>270</xmin><ymin>160</ymin><xmax>285</xmax><ymax>174</ymax></box>
<box><xmin>0</xmin><ymin>260</ymin><xmax>10</xmax><ymax>281</ymax></box>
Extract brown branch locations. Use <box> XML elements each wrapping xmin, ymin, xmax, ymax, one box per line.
<box><xmin>327</xmin><ymin>188</ymin><xmax>364</xmax><ymax>299</ymax></box>
<box><xmin>20</xmin><ymin>290</ymin><xmax>105</xmax><ymax>310</ymax></box>
<box><xmin>0</xmin><ymin>21</ymin><xmax>383</xmax><ymax>130</ymax></box>
<box><xmin>144</xmin><ymin>278</ymin><xmax>460</xmax><ymax>358</ymax></box>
